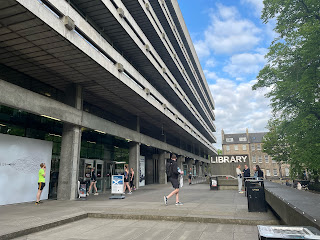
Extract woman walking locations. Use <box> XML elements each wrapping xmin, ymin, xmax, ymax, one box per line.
<box><xmin>123</xmin><ymin>165</ymin><xmax>132</xmax><ymax>194</ymax></box>
<box><xmin>87</xmin><ymin>167</ymin><xmax>98</xmax><ymax>196</ymax></box>
<box><xmin>130</xmin><ymin>167</ymin><xmax>136</xmax><ymax>191</ymax></box>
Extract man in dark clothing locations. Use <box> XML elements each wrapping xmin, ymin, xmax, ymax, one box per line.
<box><xmin>243</xmin><ymin>165</ymin><xmax>250</xmax><ymax>178</ymax></box>
<box><xmin>164</xmin><ymin>154</ymin><xmax>183</xmax><ymax>206</ymax></box>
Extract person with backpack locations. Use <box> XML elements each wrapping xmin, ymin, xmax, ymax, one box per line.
<box><xmin>163</xmin><ymin>154</ymin><xmax>183</xmax><ymax>206</ymax></box>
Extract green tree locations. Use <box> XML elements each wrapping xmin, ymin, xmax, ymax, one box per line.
<box><xmin>253</xmin><ymin>0</ymin><xmax>320</xmax><ymax>180</ymax></box>
<box><xmin>217</xmin><ymin>149</ymin><xmax>223</xmax><ymax>155</ymax></box>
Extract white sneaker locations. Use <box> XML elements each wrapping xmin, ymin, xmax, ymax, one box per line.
<box><xmin>86</xmin><ymin>192</ymin><xmax>89</xmax><ymax>196</ymax></box>
<box><xmin>128</xmin><ymin>192</ymin><xmax>132</xmax><ymax>194</ymax></box>
<box><xmin>94</xmin><ymin>193</ymin><xmax>99</xmax><ymax>195</ymax></box>
<box><xmin>239</xmin><ymin>191</ymin><xmax>244</xmax><ymax>194</ymax></box>
<box><xmin>175</xmin><ymin>202</ymin><xmax>183</xmax><ymax>206</ymax></box>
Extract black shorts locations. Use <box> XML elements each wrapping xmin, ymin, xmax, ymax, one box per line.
<box><xmin>124</xmin><ymin>178</ymin><xmax>129</xmax><ymax>182</ymax></box>
<box><xmin>38</xmin><ymin>182</ymin><xmax>45</xmax><ymax>190</ymax></box>
<box><xmin>188</xmin><ymin>176</ymin><xmax>192</xmax><ymax>179</ymax></box>
<box><xmin>169</xmin><ymin>178</ymin><xmax>179</xmax><ymax>189</ymax></box>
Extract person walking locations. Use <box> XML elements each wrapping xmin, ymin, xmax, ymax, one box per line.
<box><xmin>188</xmin><ymin>167</ymin><xmax>192</xmax><ymax>185</ymax></box>
<box><xmin>130</xmin><ymin>167</ymin><xmax>136</xmax><ymax>191</ymax></box>
<box><xmin>35</xmin><ymin>163</ymin><xmax>46</xmax><ymax>205</ymax></box>
<box><xmin>236</xmin><ymin>165</ymin><xmax>243</xmax><ymax>193</ymax></box>
<box><xmin>87</xmin><ymin>167</ymin><xmax>99</xmax><ymax>196</ymax></box>
<box><xmin>164</xmin><ymin>154</ymin><xmax>183</xmax><ymax>206</ymax></box>
<box><xmin>123</xmin><ymin>165</ymin><xmax>132</xmax><ymax>194</ymax></box>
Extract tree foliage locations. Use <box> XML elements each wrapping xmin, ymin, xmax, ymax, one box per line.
<box><xmin>254</xmin><ymin>0</ymin><xmax>320</xmax><ymax>180</ymax></box>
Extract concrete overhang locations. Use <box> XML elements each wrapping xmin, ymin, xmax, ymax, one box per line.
<box><xmin>148</xmin><ymin>1</ymin><xmax>215</xmax><ymax>111</ymax></box>
<box><xmin>65</xmin><ymin>0</ymin><xmax>216</xmax><ymax>140</ymax></box>
<box><xmin>0</xmin><ymin>0</ymin><xmax>217</xmax><ymax>153</ymax></box>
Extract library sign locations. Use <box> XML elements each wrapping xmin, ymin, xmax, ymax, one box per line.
<box><xmin>211</xmin><ymin>155</ymin><xmax>248</xmax><ymax>164</ymax></box>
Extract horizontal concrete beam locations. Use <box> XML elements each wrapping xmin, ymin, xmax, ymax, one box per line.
<box><xmin>0</xmin><ymin>79</ymin><xmax>210</xmax><ymax>163</ymax></box>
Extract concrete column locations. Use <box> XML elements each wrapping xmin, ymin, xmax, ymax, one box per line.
<box><xmin>57</xmin><ymin>124</ymin><xmax>81</xmax><ymax>200</ymax></box>
<box><xmin>158</xmin><ymin>151</ymin><xmax>167</xmax><ymax>184</ymax></box>
<box><xmin>129</xmin><ymin>142</ymin><xmax>140</xmax><ymax>189</ymax></box>
<box><xmin>57</xmin><ymin>84</ymin><xmax>82</xmax><ymax>200</ymax></box>
<box><xmin>187</xmin><ymin>158</ymin><xmax>194</xmax><ymax>175</ymax></box>
<box><xmin>177</xmin><ymin>156</ymin><xmax>185</xmax><ymax>172</ymax></box>
<box><xmin>196</xmin><ymin>160</ymin><xmax>200</xmax><ymax>176</ymax></box>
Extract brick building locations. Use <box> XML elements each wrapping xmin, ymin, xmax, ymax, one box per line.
<box><xmin>221</xmin><ymin>129</ymin><xmax>290</xmax><ymax>179</ymax></box>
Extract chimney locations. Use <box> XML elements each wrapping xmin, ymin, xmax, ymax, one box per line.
<box><xmin>221</xmin><ymin>129</ymin><xmax>225</xmax><ymax>141</ymax></box>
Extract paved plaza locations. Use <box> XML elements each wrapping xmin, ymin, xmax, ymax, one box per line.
<box><xmin>0</xmin><ymin>183</ymin><xmax>279</xmax><ymax>239</ymax></box>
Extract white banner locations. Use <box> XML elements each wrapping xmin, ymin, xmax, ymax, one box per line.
<box><xmin>0</xmin><ymin>134</ymin><xmax>53</xmax><ymax>205</ymax></box>
<box><xmin>139</xmin><ymin>155</ymin><xmax>145</xmax><ymax>187</ymax></box>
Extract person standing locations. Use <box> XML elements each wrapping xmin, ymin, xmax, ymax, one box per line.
<box><xmin>164</xmin><ymin>154</ymin><xmax>183</xmax><ymax>206</ymax></box>
<box><xmin>256</xmin><ymin>165</ymin><xmax>264</xmax><ymax>179</ymax></box>
<box><xmin>236</xmin><ymin>165</ymin><xmax>243</xmax><ymax>193</ymax></box>
<box><xmin>188</xmin><ymin>167</ymin><xmax>192</xmax><ymax>185</ymax></box>
<box><xmin>123</xmin><ymin>165</ymin><xmax>132</xmax><ymax>194</ymax></box>
<box><xmin>243</xmin><ymin>165</ymin><xmax>250</xmax><ymax>178</ymax></box>
<box><xmin>36</xmin><ymin>163</ymin><xmax>46</xmax><ymax>205</ymax></box>
<box><xmin>87</xmin><ymin>167</ymin><xmax>99</xmax><ymax>196</ymax></box>
<box><xmin>130</xmin><ymin>167</ymin><xmax>136</xmax><ymax>191</ymax></box>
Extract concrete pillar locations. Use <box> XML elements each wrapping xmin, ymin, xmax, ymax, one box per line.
<box><xmin>187</xmin><ymin>158</ymin><xmax>194</xmax><ymax>175</ymax></box>
<box><xmin>57</xmin><ymin>84</ymin><xmax>82</xmax><ymax>200</ymax></box>
<box><xmin>158</xmin><ymin>151</ymin><xmax>168</xmax><ymax>184</ymax></box>
<box><xmin>196</xmin><ymin>160</ymin><xmax>200</xmax><ymax>176</ymax></box>
<box><xmin>129</xmin><ymin>142</ymin><xmax>140</xmax><ymax>189</ymax></box>
<box><xmin>177</xmin><ymin>156</ymin><xmax>185</xmax><ymax>172</ymax></box>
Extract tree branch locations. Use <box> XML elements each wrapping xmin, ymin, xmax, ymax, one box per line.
<box><xmin>299</xmin><ymin>0</ymin><xmax>320</xmax><ymax>22</ymax></box>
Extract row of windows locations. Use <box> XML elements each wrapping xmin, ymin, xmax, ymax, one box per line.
<box><xmin>225</xmin><ymin>144</ymin><xmax>262</xmax><ymax>151</ymax></box>
<box><xmin>226</xmin><ymin>137</ymin><xmax>247</xmax><ymax>142</ymax></box>
<box><xmin>252</xmin><ymin>156</ymin><xmax>276</xmax><ymax>164</ymax></box>
<box><xmin>265</xmin><ymin>168</ymin><xmax>290</xmax><ymax>177</ymax></box>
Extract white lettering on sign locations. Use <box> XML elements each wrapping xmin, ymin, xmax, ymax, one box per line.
<box><xmin>211</xmin><ymin>155</ymin><xmax>248</xmax><ymax>164</ymax></box>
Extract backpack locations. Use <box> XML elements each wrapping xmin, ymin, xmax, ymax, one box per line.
<box><xmin>166</xmin><ymin>162</ymin><xmax>173</xmax><ymax>178</ymax></box>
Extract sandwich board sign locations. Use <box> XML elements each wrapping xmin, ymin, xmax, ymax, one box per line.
<box><xmin>110</xmin><ymin>175</ymin><xmax>125</xmax><ymax>199</ymax></box>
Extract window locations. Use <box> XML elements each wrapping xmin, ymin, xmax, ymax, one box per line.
<box><xmin>273</xmin><ymin>169</ymin><xmax>278</xmax><ymax>176</ymax></box>
<box><xmin>258</xmin><ymin>156</ymin><xmax>262</xmax><ymax>163</ymax></box>
<box><xmin>226</xmin><ymin>145</ymin><xmax>230</xmax><ymax>151</ymax></box>
<box><xmin>272</xmin><ymin>159</ymin><xmax>276</xmax><ymax>163</ymax></box>
<box><xmin>242</xmin><ymin>145</ymin><xmax>247</xmax><ymax>151</ymax></box>
<box><xmin>285</xmin><ymin>168</ymin><xmax>290</xmax><ymax>177</ymax></box>
<box><xmin>226</xmin><ymin>138</ymin><xmax>234</xmax><ymax>142</ymax></box>
<box><xmin>239</xmin><ymin>137</ymin><xmax>247</xmax><ymax>141</ymax></box>
<box><xmin>266</xmin><ymin>169</ymin><xmax>271</xmax><ymax>176</ymax></box>
<box><xmin>234</xmin><ymin>145</ymin><xmax>238</xmax><ymax>151</ymax></box>
<box><xmin>265</xmin><ymin>155</ymin><xmax>269</xmax><ymax>163</ymax></box>
<box><xmin>251</xmin><ymin>144</ymin><xmax>255</xmax><ymax>151</ymax></box>
<box><xmin>252</xmin><ymin>156</ymin><xmax>256</xmax><ymax>163</ymax></box>
<box><xmin>257</xmin><ymin>144</ymin><xmax>261</xmax><ymax>150</ymax></box>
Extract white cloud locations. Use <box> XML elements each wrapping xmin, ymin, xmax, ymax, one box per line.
<box><xmin>241</xmin><ymin>0</ymin><xmax>264</xmax><ymax>17</ymax></box>
<box><xmin>210</xmin><ymin>78</ymin><xmax>271</xmax><ymax>149</ymax></box>
<box><xmin>205</xmin><ymin>59</ymin><xmax>216</xmax><ymax>68</ymax></box>
<box><xmin>195</xmin><ymin>4</ymin><xmax>262</xmax><ymax>56</ymax></box>
<box><xmin>223</xmin><ymin>51</ymin><xmax>267</xmax><ymax>77</ymax></box>
<box><xmin>204</xmin><ymin>70</ymin><xmax>218</xmax><ymax>80</ymax></box>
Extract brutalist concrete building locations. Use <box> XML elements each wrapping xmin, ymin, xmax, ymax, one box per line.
<box><xmin>0</xmin><ymin>0</ymin><xmax>216</xmax><ymax>203</ymax></box>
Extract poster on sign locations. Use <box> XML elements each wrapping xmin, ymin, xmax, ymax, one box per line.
<box><xmin>111</xmin><ymin>175</ymin><xmax>124</xmax><ymax>194</ymax></box>
<box><xmin>0</xmin><ymin>134</ymin><xmax>52</xmax><ymax>205</ymax></box>
<box><xmin>139</xmin><ymin>156</ymin><xmax>145</xmax><ymax>187</ymax></box>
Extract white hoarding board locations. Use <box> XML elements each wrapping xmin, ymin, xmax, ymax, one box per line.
<box><xmin>111</xmin><ymin>175</ymin><xmax>124</xmax><ymax>194</ymax></box>
<box><xmin>139</xmin><ymin>155</ymin><xmax>145</xmax><ymax>187</ymax></box>
<box><xmin>0</xmin><ymin>133</ymin><xmax>53</xmax><ymax>205</ymax></box>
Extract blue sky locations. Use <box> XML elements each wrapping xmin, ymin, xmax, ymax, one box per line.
<box><xmin>177</xmin><ymin>0</ymin><xmax>275</xmax><ymax>149</ymax></box>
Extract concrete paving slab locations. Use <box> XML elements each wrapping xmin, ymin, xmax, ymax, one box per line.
<box><xmin>0</xmin><ymin>183</ymin><xmax>279</xmax><ymax>239</ymax></box>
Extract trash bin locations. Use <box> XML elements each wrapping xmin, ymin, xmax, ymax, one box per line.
<box><xmin>244</xmin><ymin>177</ymin><xmax>256</xmax><ymax>196</ymax></box>
<box><xmin>210</xmin><ymin>176</ymin><xmax>218</xmax><ymax>190</ymax></box>
<box><xmin>257</xmin><ymin>225</ymin><xmax>320</xmax><ymax>240</ymax></box>
<box><xmin>247</xmin><ymin>180</ymin><xmax>267</xmax><ymax>212</ymax></box>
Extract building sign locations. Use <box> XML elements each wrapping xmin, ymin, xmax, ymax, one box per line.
<box><xmin>139</xmin><ymin>155</ymin><xmax>145</xmax><ymax>187</ymax></box>
<box><xmin>211</xmin><ymin>155</ymin><xmax>248</xmax><ymax>164</ymax></box>
<box><xmin>0</xmin><ymin>134</ymin><xmax>52</xmax><ymax>205</ymax></box>
<box><xmin>111</xmin><ymin>175</ymin><xmax>124</xmax><ymax>194</ymax></box>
